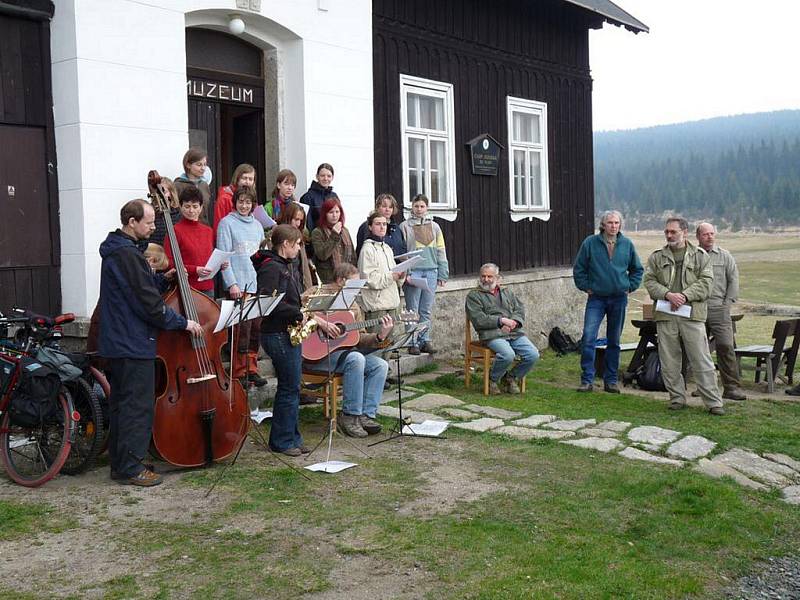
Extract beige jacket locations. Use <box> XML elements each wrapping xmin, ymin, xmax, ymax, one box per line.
<box><xmin>357</xmin><ymin>238</ymin><xmax>400</xmax><ymax>313</ymax></box>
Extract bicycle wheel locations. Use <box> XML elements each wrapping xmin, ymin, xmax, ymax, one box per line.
<box><xmin>60</xmin><ymin>377</ymin><xmax>104</xmax><ymax>475</ymax></box>
<box><xmin>87</xmin><ymin>367</ymin><xmax>111</xmax><ymax>455</ymax></box>
<box><xmin>0</xmin><ymin>387</ymin><xmax>74</xmax><ymax>487</ymax></box>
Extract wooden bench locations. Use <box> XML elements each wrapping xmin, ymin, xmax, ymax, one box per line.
<box><xmin>735</xmin><ymin>318</ymin><xmax>800</xmax><ymax>393</ymax></box>
<box><xmin>464</xmin><ymin>316</ymin><xmax>527</xmax><ymax>396</ymax></box>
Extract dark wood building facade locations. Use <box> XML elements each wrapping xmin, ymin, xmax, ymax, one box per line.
<box><xmin>373</xmin><ymin>0</ymin><xmax>643</xmax><ymax>276</ymax></box>
<box><xmin>0</xmin><ymin>0</ymin><xmax>60</xmax><ymax>314</ymax></box>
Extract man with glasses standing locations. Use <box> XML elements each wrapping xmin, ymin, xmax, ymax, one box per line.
<box><xmin>643</xmin><ymin>217</ymin><xmax>725</xmax><ymax>415</ymax></box>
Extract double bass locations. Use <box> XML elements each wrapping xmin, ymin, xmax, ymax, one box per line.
<box><xmin>147</xmin><ymin>171</ymin><xmax>250</xmax><ymax>467</ymax></box>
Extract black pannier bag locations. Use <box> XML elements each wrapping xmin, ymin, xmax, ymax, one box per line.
<box><xmin>7</xmin><ymin>356</ymin><xmax>62</xmax><ymax>428</ymax></box>
<box><xmin>636</xmin><ymin>350</ymin><xmax>667</xmax><ymax>392</ymax></box>
<box><xmin>0</xmin><ymin>355</ymin><xmax>16</xmax><ymax>396</ymax></box>
<box><xmin>548</xmin><ymin>327</ymin><xmax>581</xmax><ymax>356</ymax></box>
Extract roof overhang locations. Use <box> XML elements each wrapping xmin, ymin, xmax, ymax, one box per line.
<box><xmin>562</xmin><ymin>0</ymin><xmax>648</xmax><ymax>33</ymax></box>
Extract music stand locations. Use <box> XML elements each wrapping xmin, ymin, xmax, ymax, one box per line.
<box><xmin>369</xmin><ymin>321</ymin><xmax>442</xmax><ymax>447</ymax></box>
<box><xmin>302</xmin><ymin>285</ymin><xmax>372</xmax><ymax>465</ymax></box>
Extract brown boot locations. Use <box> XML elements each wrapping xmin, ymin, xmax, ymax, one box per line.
<box><xmin>337</xmin><ymin>413</ymin><xmax>368</xmax><ymax>438</ymax></box>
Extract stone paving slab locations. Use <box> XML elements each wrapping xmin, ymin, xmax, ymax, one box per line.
<box><xmin>666</xmin><ymin>435</ymin><xmax>717</xmax><ymax>460</ymax></box>
<box><xmin>512</xmin><ymin>415</ymin><xmax>557</xmax><ymax>428</ymax></box>
<box><xmin>634</xmin><ymin>442</ymin><xmax>663</xmax><ymax>453</ymax></box>
<box><xmin>595</xmin><ymin>420</ymin><xmax>632</xmax><ymax>433</ymax></box>
<box><xmin>543</xmin><ymin>419</ymin><xmax>596</xmax><ymax>431</ymax></box>
<box><xmin>695</xmin><ymin>458</ymin><xmax>769</xmax><ymax>491</ymax></box>
<box><xmin>404</xmin><ymin>393</ymin><xmax>464</xmax><ymax>411</ymax></box>
<box><xmin>562</xmin><ymin>437</ymin><xmax>623</xmax><ymax>453</ymax></box>
<box><xmin>452</xmin><ymin>418</ymin><xmax>505</xmax><ymax>432</ymax></box>
<box><xmin>440</xmin><ymin>408</ymin><xmax>478</xmax><ymax>420</ymax></box>
<box><xmin>619</xmin><ymin>447</ymin><xmax>684</xmax><ymax>466</ymax></box>
<box><xmin>782</xmin><ymin>485</ymin><xmax>800</xmax><ymax>505</ymax></box>
<box><xmin>627</xmin><ymin>426</ymin><xmax>681</xmax><ymax>446</ymax></box>
<box><xmin>376</xmin><ymin>406</ymin><xmax>445</xmax><ymax>423</ymax></box>
<box><xmin>490</xmin><ymin>426</ymin><xmax>575</xmax><ymax>441</ymax></box>
<box><xmin>462</xmin><ymin>404</ymin><xmax>523</xmax><ymax>420</ymax></box>
<box><xmin>713</xmin><ymin>449</ymin><xmax>799</xmax><ymax>487</ymax></box>
<box><xmin>764</xmin><ymin>453</ymin><xmax>800</xmax><ymax>473</ymax></box>
<box><xmin>381</xmin><ymin>389</ymin><xmax>421</xmax><ymax>403</ymax></box>
<box><xmin>577</xmin><ymin>428</ymin><xmax>619</xmax><ymax>439</ymax></box>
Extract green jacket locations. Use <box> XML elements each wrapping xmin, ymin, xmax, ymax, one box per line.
<box><xmin>643</xmin><ymin>242</ymin><xmax>712</xmax><ymax>322</ymax></box>
<box><xmin>465</xmin><ymin>286</ymin><xmax>526</xmax><ymax>342</ymax></box>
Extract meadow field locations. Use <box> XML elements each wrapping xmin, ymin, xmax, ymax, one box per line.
<box><xmin>1</xmin><ymin>232</ymin><xmax>799</xmax><ymax>599</ymax></box>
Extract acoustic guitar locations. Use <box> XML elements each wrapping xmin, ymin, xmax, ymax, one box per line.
<box><xmin>302</xmin><ymin>310</ymin><xmax>419</xmax><ymax>361</ymax></box>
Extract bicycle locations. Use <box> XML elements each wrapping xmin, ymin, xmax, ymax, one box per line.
<box><xmin>0</xmin><ymin>311</ymin><xmax>77</xmax><ymax>486</ymax></box>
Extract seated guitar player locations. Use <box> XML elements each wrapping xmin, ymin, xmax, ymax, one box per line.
<box><xmin>304</xmin><ymin>263</ymin><xmax>394</xmax><ymax>438</ymax></box>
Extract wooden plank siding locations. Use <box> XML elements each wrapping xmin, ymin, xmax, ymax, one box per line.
<box><xmin>0</xmin><ymin>5</ymin><xmax>60</xmax><ymax>315</ymax></box>
<box><xmin>373</xmin><ymin>0</ymin><xmax>599</xmax><ymax>276</ymax></box>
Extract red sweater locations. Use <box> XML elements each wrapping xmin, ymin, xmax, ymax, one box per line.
<box><xmin>213</xmin><ymin>184</ymin><xmax>235</xmax><ymax>238</ymax></box>
<box><xmin>165</xmin><ymin>218</ymin><xmax>215</xmax><ymax>292</ymax></box>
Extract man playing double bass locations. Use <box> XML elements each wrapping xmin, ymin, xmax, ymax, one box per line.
<box><xmin>98</xmin><ymin>199</ymin><xmax>203</xmax><ymax>487</ymax></box>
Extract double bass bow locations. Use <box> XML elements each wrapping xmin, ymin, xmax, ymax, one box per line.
<box><xmin>147</xmin><ymin>170</ymin><xmax>250</xmax><ymax>467</ymax></box>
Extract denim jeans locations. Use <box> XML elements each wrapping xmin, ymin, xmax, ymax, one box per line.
<box><xmin>485</xmin><ymin>335</ymin><xmax>540</xmax><ymax>382</ymax></box>
<box><xmin>579</xmin><ymin>293</ymin><xmax>628</xmax><ymax>385</ymax></box>
<box><xmin>305</xmin><ymin>350</ymin><xmax>388</xmax><ymax>417</ymax></box>
<box><xmin>403</xmin><ymin>268</ymin><xmax>438</xmax><ymax>347</ymax></box>
<box><xmin>260</xmin><ymin>332</ymin><xmax>303</xmax><ymax>451</ymax></box>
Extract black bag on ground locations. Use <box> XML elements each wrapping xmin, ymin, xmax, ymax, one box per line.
<box><xmin>8</xmin><ymin>356</ymin><xmax>62</xmax><ymax>428</ymax></box>
<box><xmin>548</xmin><ymin>327</ymin><xmax>580</xmax><ymax>356</ymax></box>
<box><xmin>636</xmin><ymin>350</ymin><xmax>666</xmax><ymax>391</ymax></box>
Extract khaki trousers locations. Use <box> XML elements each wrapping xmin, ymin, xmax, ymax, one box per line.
<box><xmin>706</xmin><ymin>305</ymin><xmax>741</xmax><ymax>390</ymax></box>
<box><xmin>656</xmin><ymin>318</ymin><xmax>723</xmax><ymax>409</ymax></box>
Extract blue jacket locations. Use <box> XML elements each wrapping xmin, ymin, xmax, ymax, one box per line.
<box><xmin>299</xmin><ymin>180</ymin><xmax>337</xmax><ymax>232</ymax></box>
<box><xmin>573</xmin><ymin>232</ymin><xmax>643</xmax><ymax>297</ymax></box>
<box><xmin>98</xmin><ymin>230</ymin><xmax>187</xmax><ymax>359</ymax></box>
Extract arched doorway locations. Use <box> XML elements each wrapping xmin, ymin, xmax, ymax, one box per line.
<box><xmin>185</xmin><ymin>28</ymin><xmax>267</xmax><ymax>211</ymax></box>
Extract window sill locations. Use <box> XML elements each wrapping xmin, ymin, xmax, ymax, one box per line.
<box><xmin>509</xmin><ymin>208</ymin><xmax>551</xmax><ymax>222</ymax></box>
<box><xmin>403</xmin><ymin>207</ymin><xmax>458</xmax><ymax>222</ymax></box>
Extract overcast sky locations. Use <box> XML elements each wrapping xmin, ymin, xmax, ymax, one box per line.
<box><xmin>589</xmin><ymin>0</ymin><xmax>800</xmax><ymax>132</ymax></box>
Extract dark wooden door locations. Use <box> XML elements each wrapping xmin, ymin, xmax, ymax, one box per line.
<box><xmin>188</xmin><ymin>99</ymin><xmax>221</xmax><ymax>214</ymax></box>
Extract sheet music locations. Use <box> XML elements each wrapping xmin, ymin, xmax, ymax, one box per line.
<box><xmin>252</xmin><ymin>205</ymin><xmax>277</xmax><ymax>229</ymax></box>
<box><xmin>392</xmin><ymin>255</ymin><xmax>422</xmax><ymax>273</ymax></box>
<box><xmin>405</xmin><ymin>276</ymin><xmax>435</xmax><ymax>293</ymax></box>
<box><xmin>392</xmin><ymin>249</ymin><xmax>424</xmax><ymax>261</ymax></box>
<box><xmin>305</xmin><ymin>460</ymin><xmax>357</xmax><ymax>473</ymax></box>
<box><xmin>250</xmin><ymin>409</ymin><xmax>273</xmax><ymax>424</ymax></box>
<box><xmin>214</xmin><ymin>293</ymin><xmax>286</xmax><ymax>332</ymax></box>
<box><xmin>328</xmin><ymin>279</ymin><xmax>367</xmax><ymax>310</ymax></box>
<box><xmin>655</xmin><ymin>299</ymin><xmax>691</xmax><ymax>318</ymax></box>
<box><xmin>198</xmin><ymin>249</ymin><xmax>234</xmax><ymax>281</ymax></box>
<box><xmin>402</xmin><ymin>419</ymin><xmax>449</xmax><ymax>437</ymax></box>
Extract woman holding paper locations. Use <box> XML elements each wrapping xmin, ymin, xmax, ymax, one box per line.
<box><xmin>311</xmin><ymin>197</ymin><xmax>357</xmax><ymax>283</ymax></box>
<box><xmin>217</xmin><ymin>186</ymin><xmax>267</xmax><ymax>386</ymax></box>
<box><xmin>358</xmin><ymin>211</ymin><xmax>405</xmax><ymax>334</ymax></box>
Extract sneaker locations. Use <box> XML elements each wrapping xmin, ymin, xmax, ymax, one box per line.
<box><xmin>603</xmin><ymin>383</ymin><xmax>621</xmax><ymax>394</ymax></box>
<box><xmin>247</xmin><ymin>373</ymin><xmax>269</xmax><ymax>388</ymax></box>
<box><xmin>785</xmin><ymin>385</ymin><xmax>800</xmax><ymax>396</ymax></box>
<box><xmin>359</xmin><ymin>415</ymin><xmax>382</xmax><ymax>435</ymax></box>
<box><xmin>502</xmin><ymin>375</ymin><xmax>521</xmax><ymax>394</ymax></box>
<box><xmin>273</xmin><ymin>446</ymin><xmax>302</xmax><ymax>457</ymax></box>
<box><xmin>722</xmin><ymin>388</ymin><xmax>746</xmax><ymax>401</ymax></box>
<box><xmin>408</xmin><ymin>346</ymin><xmax>421</xmax><ymax>356</ymax></box>
<box><xmin>124</xmin><ymin>469</ymin><xmax>163</xmax><ymax>487</ymax></box>
<box><xmin>111</xmin><ymin>463</ymin><xmax>155</xmax><ymax>481</ymax></box>
<box><xmin>668</xmin><ymin>401</ymin><xmax>687</xmax><ymax>411</ymax></box>
<box><xmin>419</xmin><ymin>342</ymin><xmax>437</xmax><ymax>355</ymax></box>
<box><xmin>337</xmin><ymin>413</ymin><xmax>368</xmax><ymax>438</ymax></box>
<box><xmin>488</xmin><ymin>380</ymin><xmax>502</xmax><ymax>395</ymax></box>
<box><xmin>576</xmin><ymin>383</ymin><xmax>593</xmax><ymax>393</ymax></box>
<box><xmin>709</xmin><ymin>406</ymin><xmax>725</xmax><ymax>416</ymax></box>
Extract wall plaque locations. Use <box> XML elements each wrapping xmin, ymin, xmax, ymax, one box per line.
<box><xmin>467</xmin><ymin>134</ymin><xmax>503</xmax><ymax>176</ymax></box>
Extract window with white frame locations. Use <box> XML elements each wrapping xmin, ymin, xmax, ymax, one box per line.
<box><xmin>507</xmin><ymin>96</ymin><xmax>550</xmax><ymax>220</ymax></box>
<box><xmin>400</xmin><ymin>75</ymin><xmax>457</xmax><ymax>216</ymax></box>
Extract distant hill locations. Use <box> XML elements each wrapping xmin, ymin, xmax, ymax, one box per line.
<box><xmin>594</xmin><ymin>110</ymin><xmax>800</xmax><ymax>229</ymax></box>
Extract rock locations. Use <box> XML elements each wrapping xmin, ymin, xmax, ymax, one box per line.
<box><xmin>512</xmin><ymin>415</ymin><xmax>557</xmax><ymax>428</ymax></box>
<box><xmin>764</xmin><ymin>453</ymin><xmax>800</xmax><ymax>473</ymax></box>
<box><xmin>627</xmin><ymin>426</ymin><xmax>681</xmax><ymax>446</ymax></box>
<box><xmin>594</xmin><ymin>420</ymin><xmax>631</xmax><ymax>433</ymax></box>
<box><xmin>490</xmin><ymin>426</ymin><xmax>575</xmax><ymax>441</ymax></box>
<box><xmin>713</xmin><ymin>449</ymin><xmax>799</xmax><ymax>487</ymax></box>
<box><xmin>619</xmin><ymin>447</ymin><xmax>684</xmax><ymax>466</ymax></box>
<box><xmin>562</xmin><ymin>437</ymin><xmax>622</xmax><ymax>453</ymax></box>
<box><xmin>543</xmin><ymin>418</ymin><xmax>596</xmax><ymax>431</ymax></box>
<box><xmin>782</xmin><ymin>485</ymin><xmax>800</xmax><ymax>505</ymax></box>
<box><xmin>462</xmin><ymin>404</ymin><xmax>522</xmax><ymax>420</ymax></box>
<box><xmin>377</xmin><ymin>406</ymin><xmax>445</xmax><ymax>423</ymax></box>
<box><xmin>577</xmin><ymin>428</ymin><xmax>619</xmax><ymax>438</ymax></box>
<box><xmin>404</xmin><ymin>393</ymin><xmax>464</xmax><ymax>411</ymax></box>
<box><xmin>440</xmin><ymin>408</ymin><xmax>478</xmax><ymax>420</ymax></box>
<box><xmin>695</xmin><ymin>458</ymin><xmax>768</xmax><ymax>491</ymax></box>
<box><xmin>451</xmin><ymin>418</ymin><xmax>505</xmax><ymax>432</ymax></box>
<box><xmin>666</xmin><ymin>435</ymin><xmax>717</xmax><ymax>460</ymax></box>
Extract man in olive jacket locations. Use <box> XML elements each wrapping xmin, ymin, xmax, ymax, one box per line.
<box><xmin>465</xmin><ymin>263</ymin><xmax>539</xmax><ymax>394</ymax></box>
<box><xmin>643</xmin><ymin>217</ymin><xmax>724</xmax><ymax>415</ymax></box>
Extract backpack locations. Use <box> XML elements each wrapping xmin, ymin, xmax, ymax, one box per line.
<box><xmin>636</xmin><ymin>350</ymin><xmax>666</xmax><ymax>391</ymax></box>
<box><xmin>7</xmin><ymin>357</ymin><xmax>63</xmax><ymax>428</ymax></box>
<box><xmin>548</xmin><ymin>327</ymin><xmax>580</xmax><ymax>356</ymax></box>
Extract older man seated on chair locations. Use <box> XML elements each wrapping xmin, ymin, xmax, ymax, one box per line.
<box><xmin>465</xmin><ymin>263</ymin><xmax>540</xmax><ymax>395</ymax></box>
<box><xmin>305</xmin><ymin>263</ymin><xmax>393</xmax><ymax>438</ymax></box>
